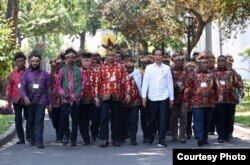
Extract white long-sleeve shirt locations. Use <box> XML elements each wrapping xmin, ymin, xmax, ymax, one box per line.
<box><xmin>142</xmin><ymin>63</ymin><xmax>174</xmax><ymax>101</ymax></box>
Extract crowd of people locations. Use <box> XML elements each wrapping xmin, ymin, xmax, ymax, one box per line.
<box><xmin>6</xmin><ymin>46</ymin><xmax>245</xmax><ymax>149</ymax></box>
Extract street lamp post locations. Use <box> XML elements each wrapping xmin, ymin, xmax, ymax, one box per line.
<box><xmin>184</xmin><ymin>11</ymin><xmax>194</xmax><ymax>61</ymax></box>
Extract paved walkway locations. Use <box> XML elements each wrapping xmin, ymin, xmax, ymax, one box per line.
<box><xmin>0</xmin><ymin>115</ymin><xmax>250</xmax><ymax>165</ymax></box>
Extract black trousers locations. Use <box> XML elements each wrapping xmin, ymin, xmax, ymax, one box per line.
<box><xmin>79</xmin><ymin>103</ymin><xmax>100</xmax><ymax>141</ymax></box>
<box><xmin>208</xmin><ymin>108</ymin><xmax>216</xmax><ymax>132</ymax></box>
<box><xmin>121</xmin><ymin>106</ymin><xmax>139</xmax><ymax>140</ymax></box>
<box><xmin>139</xmin><ymin>105</ymin><xmax>149</xmax><ymax>139</ymax></box>
<box><xmin>215</xmin><ymin>103</ymin><xmax>235</xmax><ymax>140</ymax></box>
<box><xmin>51</xmin><ymin>107</ymin><xmax>61</xmax><ymax>139</ymax></box>
<box><xmin>148</xmin><ymin>98</ymin><xmax>169</xmax><ymax>143</ymax></box>
<box><xmin>186</xmin><ymin>111</ymin><xmax>193</xmax><ymax>136</ymax></box>
<box><xmin>99</xmin><ymin>100</ymin><xmax>121</xmax><ymax>142</ymax></box>
<box><xmin>13</xmin><ymin>103</ymin><xmax>30</xmax><ymax>141</ymax></box>
<box><xmin>28</xmin><ymin>103</ymin><xmax>46</xmax><ymax>143</ymax></box>
<box><xmin>59</xmin><ymin>103</ymin><xmax>79</xmax><ymax>142</ymax></box>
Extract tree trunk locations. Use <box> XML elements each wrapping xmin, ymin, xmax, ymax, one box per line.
<box><xmin>17</xmin><ymin>27</ymin><xmax>24</xmax><ymax>46</ymax></box>
<box><xmin>139</xmin><ymin>39</ymin><xmax>148</xmax><ymax>55</ymax></box>
<box><xmin>5</xmin><ymin>0</ymin><xmax>19</xmax><ymax>48</ymax></box>
<box><xmin>161</xmin><ymin>42</ymin><xmax>164</xmax><ymax>52</ymax></box>
<box><xmin>5</xmin><ymin>0</ymin><xmax>14</xmax><ymax>19</ymax></box>
<box><xmin>79</xmin><ymin>31</ymin><xmax>86</xmax><ymax>50</ymax></box>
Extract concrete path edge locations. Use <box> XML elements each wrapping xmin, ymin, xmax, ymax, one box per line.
<box><xmin>0</xmin><ymin>122</ymin><xmax>249</xmax><ymax>147</ymax></box>
<box><xmin>0</xmin><ymin>122</ymin><xmax>16</xmax><ymax>147</ymax></box>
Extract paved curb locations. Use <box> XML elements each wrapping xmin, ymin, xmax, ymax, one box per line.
<box><xmin>0</xmin><ymin>122</ymin><xmax>249</xmax><ymax>147</ymax></box>
<box><xmin>234</xmin><ymin>123</ymin><xmax>250</xmax><ymax>139</ymax></box>
<box><xmin>0</xmin><ymin>122</ymin><xmax>16</xmax><ymax>147</ymax></box>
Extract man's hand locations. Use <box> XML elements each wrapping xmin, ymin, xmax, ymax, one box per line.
<box><xmin>7</xmin><ymin>102</ymin><xmax>12</xmax><ymax>109</ymax></box>
<box><xmin>24</xmin><ymin>97</ymin><xmax>31</xmax><ymax>106</ymax></box>
<box><xmin>170</xmin><ymin>100</ymin><xmax>174</xmax><ymax>109</ymax></box>
<box><xmin>95</xmin><ymin>98</ymin><xmax>100</xmax><ymax>108</ymax></box>
<box><xmin>142</xmin><ymin>98</ymin><xmax>147</xmax><ymax>108</ymax></box>
<box><xmin>62</xmin><ymin>94</ymin><xmax>70</xmax><ymax>100</ymax></box>
<box><xmin>125</xmin><ymin>94</ymin><xmax>131</xmax><ymax>104</ymax></box>
<box><xmin>241</xmin><ymin>91</ymin><xmax>245</xmax><ymax>98</ymax></box>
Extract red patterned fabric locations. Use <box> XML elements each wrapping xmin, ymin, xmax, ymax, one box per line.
<box><xmin>51</xmin><ymin>71</ymin><xmax>60</xmax><ymax>108</ymax></box>
<box><xmin>82</xmin><ymin>67</ymin><xmax>99</xmax><ymax>104</ymax></box>
<box><xmin>7</xmin><ymin>69</ymin><xmax>26</xmax><ymax>104</ymax></box>
<box><xmin>97</xmin><ymin>63</ymin><xmax>130</xmax><ymax>101</ymax></box>
<box><xmin>184</xmin><ymin>70</ymin><xmax>216</xmax><ymax>108</ymax></box>
<box><xmin>172</xmin><ymin>69</ymin><xmax>186</xmax><ymax>104</ymax></box>
<box><xmin>214</xmin><ymin>69</ymin><xmax>244</xmax><ymax>104</ymax></box>
<box><xmin>123</xmin><ymin>76</ymin><xmax>141</xmax><ymax>107</ymax></box>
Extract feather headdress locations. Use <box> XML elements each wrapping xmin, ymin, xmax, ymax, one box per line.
<box><xmin>100</xmin><ymin>29</ymin><xmax>116</xmax><ymax>55</ymax></box>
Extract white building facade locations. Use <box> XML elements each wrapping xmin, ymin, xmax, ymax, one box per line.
<box><xmin>194</xmin><ymin>22</ymin><xmax>250</xmax><ymax>80</ymax></box>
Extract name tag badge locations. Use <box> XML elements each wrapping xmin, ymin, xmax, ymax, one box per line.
<box><xmin>18</xmin><ymin>84</ymin><xmax>21</xmax><ymax>88</ymax></box>
<box><xmin>177</xmin><ymin>81</ymin><xmax>182</xmax><ymax>87</ymax></box>
<box><xmin>110</xmin><ymin>74</ymin><xmax>116</xmax><ymax>82</ymax></box>
<box><xmin>220</xmin><ymin>80</ymin><xmax>225</xmax><ymax>85</ymax></box>
<box><xmin>200</xmin><ymin>82</ymin><xmax>207</xmax><ymax>88</ymax></box>
<box><xmin>33</xmin><ymin>84</ymin><xmax>39</xmax><ymax>89</ymax></box>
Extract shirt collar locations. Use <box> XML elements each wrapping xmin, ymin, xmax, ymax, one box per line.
<box><xmin>153</xmin><ymin>62</ymin><xmax>163</xmax><ymax>67</ymax></box>
<box><xmin>16</xmin><ymin>68</ymin><xmax>26</xmax><ymax>73</ymax></box>
<box><xmin>28</xmin><ymin>67</ymin><xmax>41</xmax><ymax>72</ymax></box>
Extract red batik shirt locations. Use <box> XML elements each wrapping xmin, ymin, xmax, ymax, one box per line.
<box><xmin>51</xmin><ymin>71</ymin><xmax>60</xmax><ymax>108</ymax></box>
<box><xmin>123</xmin><ymin>76</ymin><xmax>141</xmax><ymax>107</ymax></box>
<box><xmin>97</xmin><ymin>63</ymin><xmax>130</xmax><ymax>102</ymax></box>
<box><xmin>184</xmin><ymin>70</ymin><xmax>216</xmax><ymax>108</ymax></box>
<box><xmin>172</xmin><ymin>68</ymin><xmax>186</xmax><ymax>104</ymax></box>
<box><xmin>214</xmin><ymin>69</ymin><xmax>244</xmax><ymax>104</ymax></box>
<box><xmin>82</xmin><ymin>67</ymin><xmax>99</xmax><ymax>104</ymax></box>
<box><xmin>7</xmin><ymin>69</ymin><xmax>26</xmax><ymax>104</ymax></box>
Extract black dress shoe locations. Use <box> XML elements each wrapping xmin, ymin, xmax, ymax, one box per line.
<box><xmin>99</xmin><ymin>140</ymin><xmax>109</xmax><ymax>148</ymax></box>
<box><xmin>131</xmin><ymin>140</ymin><xmax>138</xmax><ymax>146</ymax></box>
<box><xmin>148</xmin><ymin>135</ymin><xmax>155</xmax><ymax>144</ymax></box>
<box><xmin>187</xmin><ymin>135</ymin><xmax>192</xmax><ymax>139</ymax></box>
<box><xmin>16</xmin><ymin>140</ymin><xmax>25</xmax><ymax>144</ymax></box>
<box><xmin>37</xmin><ymin>143</ymin><xmax>44</xmax><ymax>148</ymax></box>
<box><xmin>121</xmin><ymin>138</ymin><xmax>126</xmax><ymax>143</ymax></box>
<box><xmin>26</xmin><ymin>137</ymin><xmax>31</xmax><ymax>142</ymax></box>
<box><xmin>83</xmin><ymin>140</ymin><xmax>90</xmax><ymax>145</ymax></box>
<box><xmin>71</xmin><ymin>141</ymin><xmax>77</xmax><ymax>146</ymax></box>
<box><xmin>63</xmin><ymin>136</ymin><xmax>69</xmax><ymax>145</ymax></box>
<box><xmin>142</xmin><ymin>138</ymin><xmax>148</xmax><ymax>143</ymax></box>
<box><xmin>218</xmin><ymin>139</ymin><xmax>224</xmax><ymax>143</ymax></box>
<box><xmin>180</xmin><ymin>139</ymin><xmax>186</xmax><ymax>143</ymax></box>
<box><xmin>30</xmin><ymin>140</ymin><xmax>35</xmax><ymax>146</ymax></box>
<box><xmin>91</xmin><ymin>136</ymin><xmax>96</xmax><ymax>142</ymax></box>
<box><xmin>112</xmin><ymin>141</ymin><xmax>121</xmax><ymax>147</ymax></box>
<box><xmin>198</xmin><ymin>139</ymin><xmax>203</xmax><ymax>146</ymax></box>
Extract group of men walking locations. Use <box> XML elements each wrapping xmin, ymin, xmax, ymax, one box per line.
<box><xmin>7</xmin><ymin>46</ymin><xmax>244</xmax><ymax>149</ymax></box>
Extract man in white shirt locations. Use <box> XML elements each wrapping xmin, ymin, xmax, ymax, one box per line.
<box><xmin>142</xmin><ymin>48</ymin><xmax>174</xmax><ymax>147</ymax></box>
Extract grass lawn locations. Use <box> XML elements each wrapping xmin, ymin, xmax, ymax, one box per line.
<box><xmin>0</xmin><ymin>114</ymin><xmax>14</xmax><ymax>134</ymax></box>
<box><xmin>235</xmin><ymin>96</ymin><xmax>250</xmax><ymax>127</ymax></box>
<box><xmin>236</xmin><ymin>95</ymin><xmax>250</xmax><ymax>112</ymax></box>
<box><xmin>235</xmin><ymin>116</ymin><xmax>250</xmax><ymax>127</ymax></box>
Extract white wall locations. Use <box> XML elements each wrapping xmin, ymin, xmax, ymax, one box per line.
<box><xmin>195</xmin><ymin>22</ymin><xmax>250</xmax><ymax>80</ymax></box>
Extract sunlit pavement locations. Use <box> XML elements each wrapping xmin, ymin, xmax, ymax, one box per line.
<box><xmin>0</xmin><ymin>115</ymin><xmax>249</xmax><ymax>165</ymax></box>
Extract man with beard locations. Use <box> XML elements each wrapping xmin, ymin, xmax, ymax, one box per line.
<box><xmin>20</xmin><ymin>50</ymin><xmax>51</xmax><ymax>148</ymax></box>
